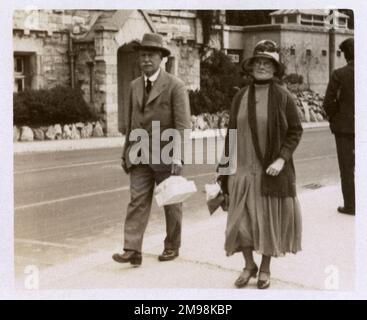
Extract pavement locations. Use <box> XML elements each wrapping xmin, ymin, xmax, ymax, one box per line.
<box><xmin>13</xmin><ymin>122</ymin><xmax>329</xmax><ymax>154</ymax></box>
<box><xmin>14</xmin><ymin>183</ymin><xmax>355</xmax><ymax>293</ymax></box>
<box><xmin>14</xmin><ymin>123</ymin><xmax>356</xmax><ymax>298</ymax></box>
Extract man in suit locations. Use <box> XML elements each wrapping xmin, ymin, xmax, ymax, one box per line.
<box><xmin>323</xmin><ymin>37</ymin><xmax>355</xmax><ymax>215</ymax></box>
<box><xmin>112</xmin><ymin>33</ymin><xmax>192</xmax><ymax>266</ymax></box>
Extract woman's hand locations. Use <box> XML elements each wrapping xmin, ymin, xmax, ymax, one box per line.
<box><xmin>266</xmin><ymin>158</ymin><xmax>285</xmax><ymax>176</ymax></box>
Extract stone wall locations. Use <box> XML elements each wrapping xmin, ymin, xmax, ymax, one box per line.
<box><xmin>167</xmin><ymin>40</ymin><xmax>201</xmax><ymax>91</ymax></box>
<box><xmin>148</xmin><ymin>10</ymin><xmax>202</xmax><ymax>90</ymax></box>
<box><xmin>280</xmin><ymin>28</ymin><xmax>330</xmax><ymax>94</ymax></box>
<box><xmin>241</xmin><ymin>27</ymin><xmax>282</xmax><ymax>62</ymax></box>
<box><xmin>225</xmin><ymin>26</ymin><xmax>245</xmax><ymax>50</ymax></box>
<box><xmin>229</xmin><ymin>24</ymin><xmax>354</xmax><ymax>94</ymax></box>
<box><xmin>148</xmin><ymin>10</ymin><xmax>198</xmax><ymax>41</ymax></box>
<box><xmin>13</xmin><ymin>10</ymin><xmax>100</xmax><ymax>91</ymax></box>
<box><xmin>74</xmin><ymin>41</ymin><xmax>106</xmax><ymax>116</ymax></box>
<box><xmin>13</xmin><ymin>10</ymin><xmax>100</xmax><ymax>35</ymax></box>
<box><xmin>13</xmin><ymin>29</ymin><xmax>70</xmax><ymax>90</ymax></box>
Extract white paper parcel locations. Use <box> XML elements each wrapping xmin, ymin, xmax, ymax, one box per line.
<box><xmin>155</xmin><ymin>176</ymin><xmax>197</xmax><ymax>207</ymax></box>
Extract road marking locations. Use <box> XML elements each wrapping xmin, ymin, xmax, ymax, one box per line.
<box><xmin>14</xmin><ymin>159</ymin><xmax>119</xmax><ymax>174</ymax></box>
<box><xmin>15</xmin><ymin>153</ymin><xmax>336</xmax><ymax>175</ymax></box>
<box><xmin>14</xmin><ymin>154</ymin><xmax>336</xmax><ymax>211</ymax></box>
<box><xmin>14</xmin><ymin>172</ymin><xmax>214</xmax><ymax>210</ymax></box>
<box><xmin>15</xmin><ymin>238</ymin><xmax>80</xmax><ymax>249</ymax></box>
<box><xmin>13</xmin><ymin>154</ymin><xmax>337</xmax><ymax>211</ymax></box>
<box><xmin>15</xmin><ymin>186</ymin><xmax>129</xmax><ymax>211</ymax></box>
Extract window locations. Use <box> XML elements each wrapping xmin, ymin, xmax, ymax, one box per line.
<box><xmin>322</xmin><ymin>50</ymin><xmax>327</xmax><ymax>56</ymax></box>
<box><xmin>287</xmin><ymin>15</ymin><xmax>297</xmax><ymax>23</ymax></box>
<box><xmin>338</xmin><ymin>17</ymin><xmax>346</xmax><ymax>25</ymax></box>
<box><xmin>337</xmin><ymin>50</ymin><xmax>341</xmax><ymax>57</ymax></box>
<box><xmin>313</xmin><ymin>15</ymin><xmax>324</xmax><ymax>22</ymax></box>
<box><xmin>300</xmin><ymin>14</ymin><xmax>327</xmax><ymax>26</ymax></box>
<box><xmin>13</xmin><ymin>53</ymin><xmax>34</xmax><ymax>93</ymax></box>
<box><xmin>290</xmin><ymin>48</ymin><xmax>296</xmax><ymax>55</ymax></box>
<box><xmin>14</xmin><ymin>56</ymin><xmax>26</xmax><ymax>93</ymax></box>
<box><xmin>275</xmin><ymin>16</ymin><xmax>284</xmax><ymax>24</ymax></box>
<box><xmin>301</xmin><ymin>14</ymin><xmax>312</xmax><ymax>21</ymax></box>
<box><xmin>306</xmin><ymin>49</ymin><xmax>312</xmax><ymax>57</ymax></box>
<box><xmin>14</xmin><ymin>57</ymin><xmax>24</xmax><ymax>73</ymax></box>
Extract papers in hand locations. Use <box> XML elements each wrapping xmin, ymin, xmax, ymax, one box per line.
<box><xmin>205</xmin><ymin>182</ymin><xmax>228</xmax><ymax>215</ymax></box>
<box><xmin>205</xmin><ymin>182</ymin><xmax>221</xmax><ymax>201</ymax></box>
<box><xmin>155</xmin><ymin>176</ymin><xmax>197</xmax><ymax>207</ymax></box>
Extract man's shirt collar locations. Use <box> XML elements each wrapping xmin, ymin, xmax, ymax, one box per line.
<box><xmin>144</xmin><ymin>68</ymin><xmax>161</xmax><ymax>84</ymax></box>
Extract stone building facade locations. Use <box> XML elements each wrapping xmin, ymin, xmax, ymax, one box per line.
<box><xmin>13</xmin><ymin>9</ymin><xmax>354</xmax><ymax>136</ymax></box>
<box><xmin>13</xmin><ymin>9</ymin><xmax>203</xmax><ymax>136</ymax></box>
<box><xmin>216</xmin><ymin>9</ymin><xmax>354</xmax><ymax>94</ymax></box>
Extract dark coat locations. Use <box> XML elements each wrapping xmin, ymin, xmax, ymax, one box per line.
<box><xmin>323</xmin><ymin>61</ymin><xmax>355</xmax><ymax>135</ymax></box>
<box><xmin>218</xmin><ymin>82</ymin><xmax>303</xmax><ymax>197</ymax></box>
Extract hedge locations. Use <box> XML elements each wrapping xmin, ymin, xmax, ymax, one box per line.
<box><xmin>13</xmin><ymin>86</ymin><xmax>98</xmax><ymax>127</ymax></box>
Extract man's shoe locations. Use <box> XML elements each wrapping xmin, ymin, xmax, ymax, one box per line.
<box><xmin>158</xmin><ymin>249</ymin><xmax>179</xmax><ymax>262</ymax></box>
<box><xmin>112</xmin><ymin>251</ymin><xmax>142</xmax><ymax>266</ymax></box>
<box><xmin>337</xmin><ymin>206</ymin><xmax>355</xmax><ymax>215</ymax></box>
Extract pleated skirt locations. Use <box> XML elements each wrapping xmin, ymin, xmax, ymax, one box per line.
<box><xmin>225</xmin><ymin>171</ymin><xmax>302</xmax><ymax>257</ymax></box>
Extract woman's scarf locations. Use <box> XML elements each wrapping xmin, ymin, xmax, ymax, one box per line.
<box><xmin>247</xmin><ymin>79</ymin><xmax>296</xmax><ymax>197</ymax></box>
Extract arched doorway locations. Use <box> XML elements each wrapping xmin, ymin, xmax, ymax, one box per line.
<box><xmin>117</xmin><ymin>42</ymin><xmax>141</xmax><ymax>134</ymax></box>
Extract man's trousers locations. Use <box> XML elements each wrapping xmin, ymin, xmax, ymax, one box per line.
<box><xmin>123</xmin><ymin>165</ymin><xmax>182</xmax><ymax>253</ymax></box>
<box><xmin>335</xmin><ymin>133</ymin><xmax>355</xmax><ymax>210</ymax></box>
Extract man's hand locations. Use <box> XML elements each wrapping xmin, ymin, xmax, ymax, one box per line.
<box><xmin>266</xmin><ymin>158</ymin><xmax>285</xmax><ymax>176</ymax></box>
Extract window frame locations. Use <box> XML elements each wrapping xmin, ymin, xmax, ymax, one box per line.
<box><xmin>14</xmin><ymin>55</ymin><xmax>27</xmax><ymax>93</ymax></box>
<box><xmin>274</xmin><ymin>16</ymin><xmax>284</xmax><ymax>24</ymax></box>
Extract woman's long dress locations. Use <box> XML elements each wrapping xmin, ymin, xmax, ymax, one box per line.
<box><xmin>225</xmin><ymin>84</ymin><xmax>302</xmax><ymax>257</ymax></box>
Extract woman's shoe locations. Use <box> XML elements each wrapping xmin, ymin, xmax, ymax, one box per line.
<box><xmin>257</xmin><ymin>271</ymin><xmax>271</xmax><ymax>289</ymax></box>
<box><xmin>234</xmin><ymin>265</ymin><xmax>258</xmax><ymax>288</ymax></box>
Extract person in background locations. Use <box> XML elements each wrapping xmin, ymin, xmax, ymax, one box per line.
<box><xmin>323</xmin><ymin>38</ymin><xmax>355</xmax><ymax>215</ymax></box>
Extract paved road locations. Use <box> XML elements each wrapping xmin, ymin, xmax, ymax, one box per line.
<box><xmin>14</xmin><ymin>127</ymin><xmax>340</xmax><ymax>276</ymax></box>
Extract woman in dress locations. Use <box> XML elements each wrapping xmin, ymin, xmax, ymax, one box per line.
<box><xmin>217</xmin><ymin>40</ymin><xmax>303</xmax><ymax>289</ymax></box>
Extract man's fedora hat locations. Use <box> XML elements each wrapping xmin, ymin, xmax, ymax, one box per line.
<box><xmin>134</xmin><ymin>33</ymin><xmax>171</xmax><ymax>57</ymax></box>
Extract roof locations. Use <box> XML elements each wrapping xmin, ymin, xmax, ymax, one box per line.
<box><xmin>93</xmin><ymin>10</ymin><xmax>133</xmax><ymax>31</ymax></box>
<box><xmin>270</xmin><ymin>9</ymin><xmax>330</xmax><ymax>16</ymax></box>
<box><xmin>330</xmin><ymin>10</ymin><xmax>350</xmax><ymax>19</ymax></box>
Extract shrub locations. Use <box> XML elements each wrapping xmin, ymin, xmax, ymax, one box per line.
<box><xmin>189</xmin><ymin>49</ymin><xmax>245</xmax><ymax>116</ymax></box>
<box><xmin>13</xmin><ymin>86</ymin><xmax>98</xmax><ymax>127</ymax></box>
<box><xmin>284</xmin><ymin>73</ymin><xmax>304</xmax><ymax>85</ymax></box>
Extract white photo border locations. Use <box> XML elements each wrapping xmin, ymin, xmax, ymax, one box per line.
<box><xmin>1</xmin><ymin>0</ymin><xmax>366</xmax><ymax>300</ymax></box>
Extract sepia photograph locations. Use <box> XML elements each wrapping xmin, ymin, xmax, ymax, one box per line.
<box><xmin>1</xmin><ymin>0</ymin><xmax>366</xmax><ymax>301</ymax></box>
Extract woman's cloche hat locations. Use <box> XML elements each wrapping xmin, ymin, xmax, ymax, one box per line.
<box><xmin>242</xmin><ymin>39</ymin><xmax>284</xmax><ymax>76</ymax></box>
<box><xmin>134</xmin><ymin>33</ymin><xmax>171</xmax><ymax>57</ymax></box>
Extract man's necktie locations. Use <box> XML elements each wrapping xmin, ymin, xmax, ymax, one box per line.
<box><xmin>146</xmin><ymin>79</ymin><xmax>152</xmax><ymax>95</ymax></box>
